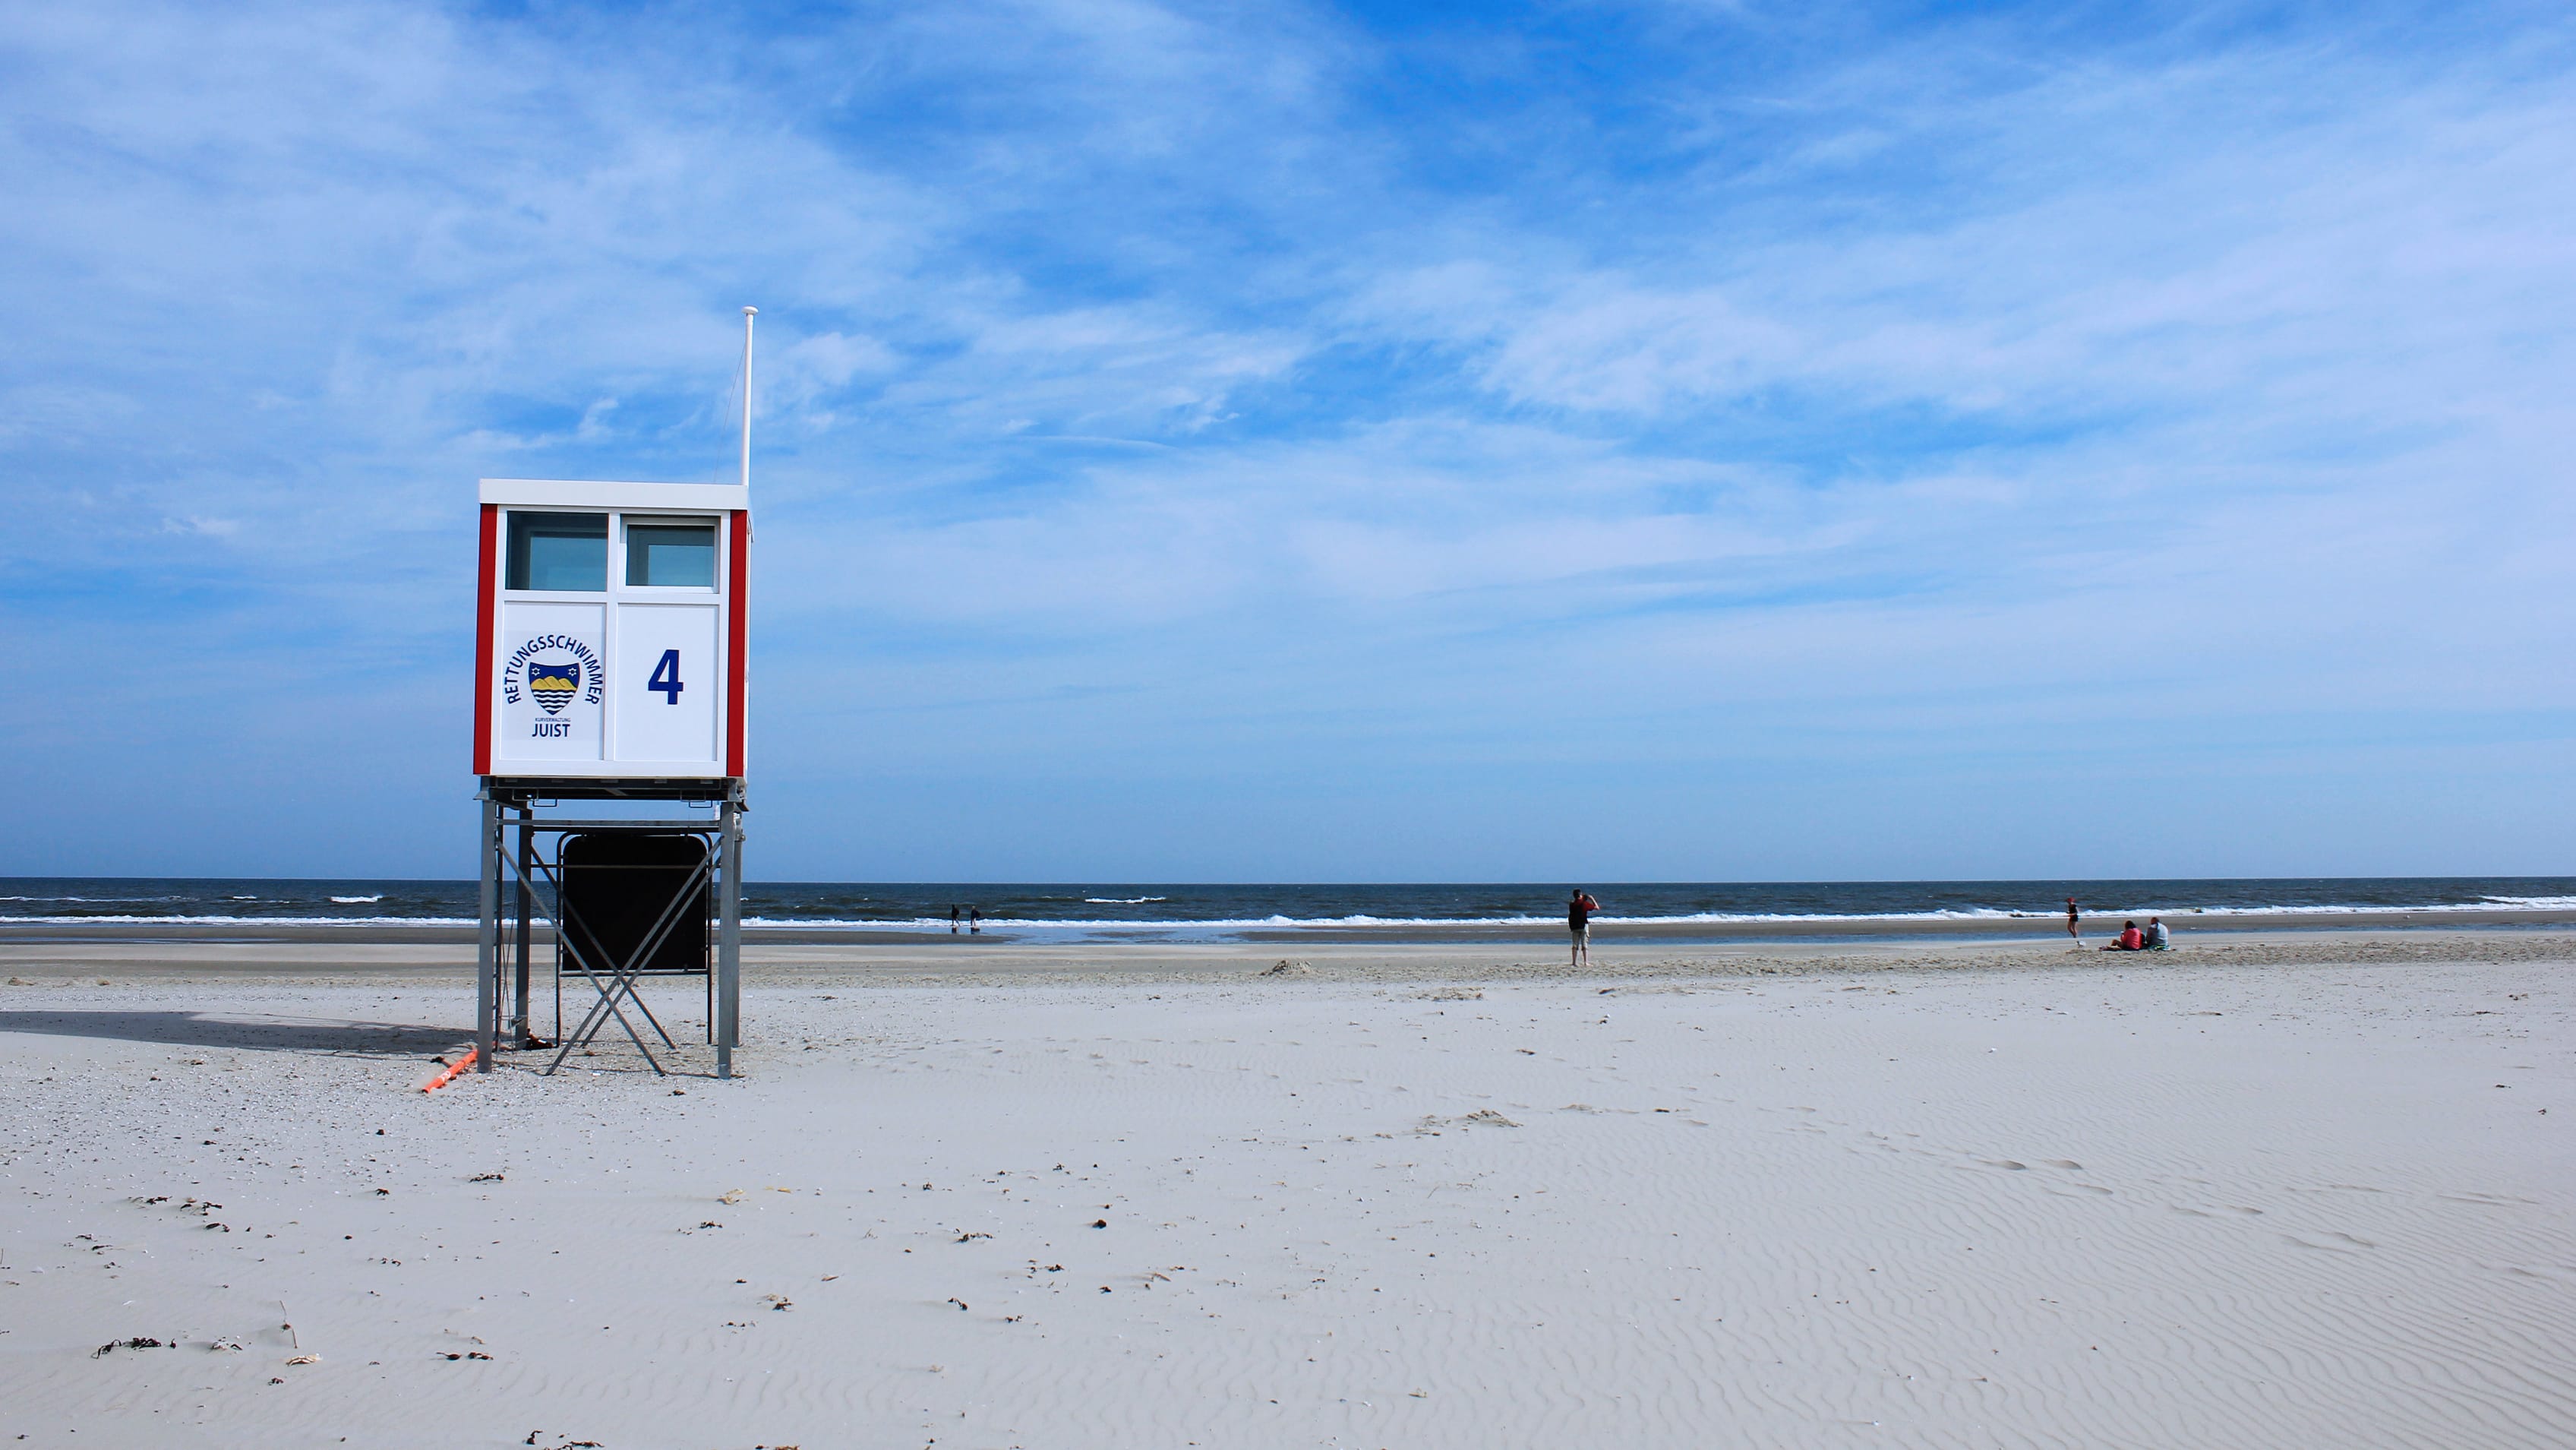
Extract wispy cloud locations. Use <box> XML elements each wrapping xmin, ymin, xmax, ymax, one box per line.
<box><xmin>1</xmin><ymin>0</ymin><xmax>2568</xmax><ymax>877</ymax></box>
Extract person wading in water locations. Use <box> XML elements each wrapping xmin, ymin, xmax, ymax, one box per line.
<box><xmin>1569</xmin><ymin>889</ymin><xmax>1602</xmax><ymax>967</ymax></box>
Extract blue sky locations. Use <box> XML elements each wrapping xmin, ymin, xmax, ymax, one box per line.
<box><xmin>2</xmin><ymin>0</ymin><xmax>2570</xmax><ymax>881</ymax></box>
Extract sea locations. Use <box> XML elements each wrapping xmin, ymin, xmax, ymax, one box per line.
<box><xmin>2</xmin><ymin>877</ymin><xmax>2570</xmax><ymax>943</ymax></box>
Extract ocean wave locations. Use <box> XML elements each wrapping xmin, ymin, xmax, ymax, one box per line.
<box><xmin>736</xmin><ymin>901</ymin><xmax>2568</xmax><ymax>930</ymax></box>
<box><xmin>0</xmin><ymin>914</ymin><xmax>481</xmax><ymax>927</ymax></box>
<box><xmin>757</xmin><ymin>906</ymin><xmax>2050</xmax><ymax>932</ymax></box>
<box><xmin>5</xmin><ymin>898</ymin><xmax>2568</xmax><ymax>930</ymax></box>
<box><xmin>0</xmin><ymin>895</ymin><xmax>191</xmax><ymax>904</ymax></box>
<box><xmin>2111</xmin><ymin>898</ymin><xmax>2576</xmax><ymax>917</ymax></box>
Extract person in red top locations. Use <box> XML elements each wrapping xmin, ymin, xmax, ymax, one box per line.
<box><xmin>1568</xmin><ymin>890</ymin><xmax>1601</xmax><ymax>967</ymax></box>
<box><xmin>2100</xmin><ymin>920</ymin><xmax>2145</xmax><ymax>951</ymax></box>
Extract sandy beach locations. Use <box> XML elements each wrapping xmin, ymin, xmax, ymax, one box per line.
<box><xmin>3</xmin><ymin>930</ymin><xmax>2570</xmax><ymax>1448</ymax></box>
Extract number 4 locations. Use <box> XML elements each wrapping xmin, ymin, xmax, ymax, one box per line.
<box><xmin>648</xmin><ymin>649</ymin><xmax>683</xmax><ymax>704</ymax></box>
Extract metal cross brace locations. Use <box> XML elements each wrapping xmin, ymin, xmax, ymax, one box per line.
<box><xmin>506</xmin><ymin>842</ymin><xmax>712</xmax><ymax>1076</ymax></box>
<box><xmin>529</xmin><ymin>846</ymin><xmax>707</xmax><ymax>1076</ymax></box>
<box><xmin>524</xmin><ymin>848</ymin><xmax>700</xmax><ymax>1076</ymax></box>
<box><xmin>505</xmin><ymin>846</ymin><xmax>669</xmax><ymax>1072</ymax></box>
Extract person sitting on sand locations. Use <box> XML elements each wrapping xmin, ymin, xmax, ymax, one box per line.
<box><xmin>1569</xmin><ymin>889</ymin><xmax>1601</xmax><ymax>967</ymax></box>
<box><xmin>2101</xmin><ymin>920</ymin><xmax>2145</xmax><ymax>951</ymax></box>
<box><xmin>2145</xmin><ymin>917</ymin><xmax>2169</xmax><ymax>950</ymax></box>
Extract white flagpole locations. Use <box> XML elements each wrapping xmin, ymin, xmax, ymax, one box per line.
<box><xmin>739</xmin><ymin>305</ymin><xmax>757</xmax><ymax>490</ymax></box>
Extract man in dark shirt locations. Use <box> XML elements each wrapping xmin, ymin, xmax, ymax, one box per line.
<box><xmin>1569</xmin><ymin>889</ymin><xmax>1601</xmax><ymax>967</ymax></box>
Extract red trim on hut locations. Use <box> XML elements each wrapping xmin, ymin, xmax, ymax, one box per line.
<box><xmin>725</xmin><ymin>509</ymin><xmax>750</xmax><ymax>779</ymax></box>
<box><xmin>472</xmin><ymin>504</ymin><xmax>498</xmax><ymax>776</ymax></box>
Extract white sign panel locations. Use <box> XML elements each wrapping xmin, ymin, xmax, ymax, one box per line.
<box><xmin>497</xmin><ymin>605</ymin><xmax>605</xmax><ymax>761</ymax></box>
<box><xmin>613</xmin><ymin>603</ymin><xmax>719</xmax><ymax>765</ymax></box>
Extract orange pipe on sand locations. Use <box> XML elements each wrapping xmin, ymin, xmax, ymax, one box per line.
<box><xmin>422</xmin><ymin>1047</ymin><xmax>479</xmax><ymax>1092</ymax></box>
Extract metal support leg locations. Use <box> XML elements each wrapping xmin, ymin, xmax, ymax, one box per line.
<box><xmin>715</xmin><ymin>788</ymin><xmax>743</xmax><ymax>1079</ymax></box>
<box><xmin>513</xmin><ymin>807</ymin><xmax>534</xmax><ymax>1047</ymax></box>
<box><xmin>475</xmin><ymin>792</ymin><xmax>499</xmax><ymax>1072</ymax></box>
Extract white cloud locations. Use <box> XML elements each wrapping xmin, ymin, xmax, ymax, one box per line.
<box><xmin>159</xmin><ymin>515</ymin><xmax>242</xmax><ymax>538</ymax></box>
<box><xmin>1</xmin><ymin>0</ymin><xmax>2568</xmax><ymax>874</ymax></box>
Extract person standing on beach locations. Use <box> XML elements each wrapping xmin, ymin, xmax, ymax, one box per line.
<box><xmin>949</xmin><ymin>905</ymin><xmax>961</xmax><ymax>934</ymax></box>
<box><xmin>2065</xmin><ymin>897</ymin><xmax>2082</xmax><ymax>944</ymax></box>
<box><xmin>1569</xmin><ymin>889</ymin><xmax>1601</xmax><ymax>967</ymax></box>
<box><xmin>969</xmin><ymin>906</ymin><xmax>982</xmax><ymax>935</ymax></box>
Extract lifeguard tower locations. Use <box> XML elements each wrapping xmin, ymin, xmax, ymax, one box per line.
<box><xmin>469</xmin><ymin>309</ymin><xmax>757</xmax><ymax>1079</ymax></box>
